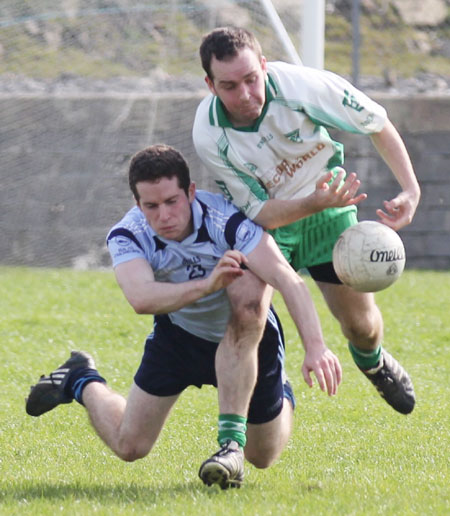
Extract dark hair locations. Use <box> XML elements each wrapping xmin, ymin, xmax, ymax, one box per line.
<box><xmin>200</xmin><ymin>26</ymin><xmax>262</xmax><ymax>80</ymax></box>
<box><xmin>128</xmin><ymin>144</ymin><xmax>191</xmax><ymax>200</ymax></box>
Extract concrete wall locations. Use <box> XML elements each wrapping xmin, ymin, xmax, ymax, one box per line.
<box><xmin>334</xmin><ymin>95</ymin><xmax>450</xmax><ymax>270</ymax></box>
<box><xmin>0</xmin><ymin>93</ymin><xmax>449</xmax><ymax>270</ymax></box>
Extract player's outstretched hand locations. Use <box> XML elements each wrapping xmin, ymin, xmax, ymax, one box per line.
<box><xmin>376</xmin><ymin>189</ymin><xmax>420</xmax><ymax>231</ymax></box>
<box><xmin>313</xmin><ymin>168</ymin><xmax>367</xmax><ymax>210</ymax></box>
<box><xmin>206</xmin><ymin>250</ymin><xmax>246</xmax><ymax>294</ymax></box>
<box><xmin>301</xmin><ymin>346</ymin><xmax>342</xmax><ymax>396</ymax></box>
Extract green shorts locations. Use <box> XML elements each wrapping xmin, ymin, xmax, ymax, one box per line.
<box><xmin>269</xmin><ymin>206</ymin><xmax>358</xmax><ymax>271</ymax></box>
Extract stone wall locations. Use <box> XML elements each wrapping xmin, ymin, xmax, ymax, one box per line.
<box><xmin>0</xmin><ymin>93</ymin><xmax>449</xmax><ymax>270</ymax></box>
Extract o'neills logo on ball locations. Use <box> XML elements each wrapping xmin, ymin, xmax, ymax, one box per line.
<box><xmin>370</xmin><ymin>247</ymin><xmax>405</xmax><ymax>262</ymax></box>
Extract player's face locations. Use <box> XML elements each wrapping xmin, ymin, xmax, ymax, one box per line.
<box><xmin>136</xmin><ymin>177</ymin><xmax>195</xmax><ymax>242</ymax></box>
<box><xmin>206</xmin><ymin>47</ymin><xmax>267</xmax><ymax>127</ymax></box>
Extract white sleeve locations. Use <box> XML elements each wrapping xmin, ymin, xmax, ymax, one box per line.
<box><xmin>270</xmin><ymin>62</ymin><xmax>387</xmax><ymax>135</ymax></box>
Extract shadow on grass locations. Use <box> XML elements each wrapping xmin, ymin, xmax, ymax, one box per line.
<box><xmin>0</xmin><ymin>478</ymin><xmax>323</xmax><ymax>503</ymax></box>
<box><xmin>0</xmin><ymin>479</ymin><xmax>260</xmax><ymax>503</ymax></box>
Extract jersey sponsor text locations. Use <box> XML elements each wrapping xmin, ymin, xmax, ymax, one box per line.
<box><xmin>264</xmin><ymin>142</ymin><xmax>326</xmax><ymax>191</ymax></box>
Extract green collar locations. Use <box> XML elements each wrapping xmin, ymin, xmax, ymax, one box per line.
<box><xmin>208</xmin><ymin>73</ymin><xmax>279</xmax><ymax>132</ymax></box>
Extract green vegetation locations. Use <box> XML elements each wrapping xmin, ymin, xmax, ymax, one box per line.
<box><xmin>0</xmin><ymin>7</ymin><xmax>202</xmax><ymax>78</ymax></box>
<box><xmin>325</xmin><ymin>11</ymin><xmax>450</xmax><ymax>77</ymax></box>
<box><xmin>0</xmin><ymin>2</ymin><xmax>449</xmax><ymax>80</ymax></box>
<box><xmin>1</xmin><ymin>266</ymin><xmax>449</xmax><ymax>515</ymax></box>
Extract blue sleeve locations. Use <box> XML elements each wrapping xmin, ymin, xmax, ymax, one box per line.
<box><xmin>224</xmin><ymin>211</ymin><xmax>263</xmax><ymax>256</ymax></box>
<box><xmin>192</xmin><ymin>190</ymin><xmax>264</xmax><ymax>256</ymax></box>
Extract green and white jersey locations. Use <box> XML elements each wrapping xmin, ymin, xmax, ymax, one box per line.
<box><xmin>193</xmin><ymin>61</ymin><xmax>387</xmax><ymax>220</ymax></box>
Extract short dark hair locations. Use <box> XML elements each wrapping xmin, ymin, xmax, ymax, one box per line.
<box><xmin>200</xmin><ymin>26</ymin><xmax>262</xmax><ymax>80</ymax></box>
<box><xmin>128</xmin><ymin>144</ymin><xmax>191</xmax><ymax>200</ymax></box>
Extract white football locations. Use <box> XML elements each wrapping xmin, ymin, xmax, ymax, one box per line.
<box><xmin>332</xmin><ymin>221</ymin><xmax>406</xmax><ymax>292</ymax></box>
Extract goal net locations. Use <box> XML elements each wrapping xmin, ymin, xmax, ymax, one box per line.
<box><xmin>0</xmin><ymin>0</ymin><xmax>302</xmax><ymax>268</ymax></box>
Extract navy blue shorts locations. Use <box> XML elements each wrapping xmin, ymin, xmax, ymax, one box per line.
<box><xmin>134</xmin><ymin>308</ymin><xmax>286</xmax><ymax>424</ymax></box>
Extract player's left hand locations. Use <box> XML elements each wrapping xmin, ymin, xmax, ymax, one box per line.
<box><xmin>301</xmin><ymin>346</ymin><xmax>342</xmax><ymax>396</ymax></box>
<box><xmin>376</xmin><ymin>190</ymin><xmax>420</xmax><ymax>231</ymax></box>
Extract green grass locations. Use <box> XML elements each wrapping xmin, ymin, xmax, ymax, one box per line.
<box><xmin>1</xmin><ymin>267</ymin><xmax>449</xmax><ymax>515</ymax></box>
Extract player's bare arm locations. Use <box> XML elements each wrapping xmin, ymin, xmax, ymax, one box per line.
<box><xmin>114</xmin><ymin>253</ymin><xmax>244</xmax><ymax>315</ymax></box>
<box><xmin>253</xmin><ymin>169</ymin><xmax>367</xmax><ymax>230</ymax></box>
<box><xmin>370</xmin><ymin>118</ymin><xmax>421</xmax><ymax>230</ymax></box>
<box><xmin>245</xmin><ymin>232</ymin><xmax>342</xmax><ymax>396</ymax></box>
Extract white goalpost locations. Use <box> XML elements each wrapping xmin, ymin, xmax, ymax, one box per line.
<box><xmin>259</xmin><ymin>0</ymin><xmax>302</xmax><ymax>65</ymax></box>
<box><xmin>301</xmin><ymin>0</ymin><xmax>325</xmax><ymax>69</ymax></box>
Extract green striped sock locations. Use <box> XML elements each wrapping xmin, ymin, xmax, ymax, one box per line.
<box><xmin>348</xmin><ymin>342</ymin><xmax>382</xmax><ymax>370</ymax></box>
<box><xmin>218</xmin><ymin>414</ymin><xmax>247</xmax><ymax>449</ymax></box>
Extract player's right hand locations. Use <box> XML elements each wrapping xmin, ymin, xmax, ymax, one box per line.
<box><xmin>313</xmin><ymin>168</ymin><xmax>367</xmax><ymax>210</ymax></box>
<box><xmin>206</xmin><ymin>250</ymin><xmax>246</xmax><ymax>294</ymax></box>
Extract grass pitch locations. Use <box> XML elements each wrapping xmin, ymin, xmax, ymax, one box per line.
<box><xmin>0</xmin><ymin>267</ymin><xmax>449</xmax><ymax>515</ymax></box>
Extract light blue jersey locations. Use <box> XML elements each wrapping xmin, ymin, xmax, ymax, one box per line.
<box><xmin>107</xmin><ymin>190</ymin><xmax>263</xmax><ymax>341</ymax></box>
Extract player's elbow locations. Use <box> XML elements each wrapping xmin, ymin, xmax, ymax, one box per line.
<box><xmin>132</xmin><ymin>304</ymin><xmax>148</xmax><ymax>315</ymax></box>
<box><xmin>128</xmin><ymin>296</ymin><xmax>155</xmax><ymax>315</ymax></box>
<box><xmin>253</xmin><ymin>213</ymin><xmax>278</xmax><ymax>230</ymax></box>
<box><xmin>271</xmin><ymin>266</ymin><xmax>304</xmax><ymax>293</ymax></box>
<box><xmin>263</xmin><ymin>221</ymin><xmax>279</xmax><ymax>230</ymax></box>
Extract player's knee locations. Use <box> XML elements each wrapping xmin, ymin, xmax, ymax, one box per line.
<box><xmin>229</xmin><ymin>286</ymin><xmax>270</xmax><ymax>327</ymax></box>
<box><xmin>342</xmin><ymin>308</ymin><xmax>381</xmax><ymax>343</ymax></box>
<box><xmin>245</xmin><ymin>448</ymin><xmax>277</xmax><ymax>469</ymax></box>
<box><xmin>116</xmin><ymin>438</ymin><xmax>152</xmax><ymax>462</ymax></box>
<box><xmin>245</xmin><ymin>406</ymin><xmax>292</xmax><ymax>468</ymax></box>
<box><xmin>231</xmin><ymin>298</ymin><xmax>266</xmax><ymax>325</ymax></box>
<box><xmin>244</xmin><ymin>435</ymin><xmax>288</xmax><ymax>469</ymax></box>
<box><xmin>228</xmin><ymin>273</ymin><xmax>270</xmax><ymax>316</ymax></box>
